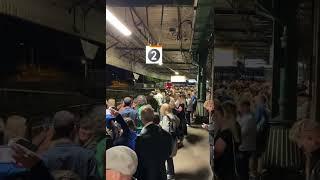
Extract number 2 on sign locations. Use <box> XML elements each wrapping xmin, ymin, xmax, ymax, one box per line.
<box><xmin>151</xmin><ymin>50</ymin><xmax>157</xmax><ymax>61</ymax></box>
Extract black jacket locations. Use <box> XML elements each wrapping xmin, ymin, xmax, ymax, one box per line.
<box><xmin>134</xmin><ymin>123</ymin><xmax>172</xmax><ymax>180</ymax></box>
<box><xmin>310</xmin><ymin>149</ymin><xmax>320</xmax><ymax>180</ymax></box>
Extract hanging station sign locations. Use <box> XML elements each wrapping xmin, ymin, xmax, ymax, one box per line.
<box><xmin>146</xmin><ymin>45</ymin><xmax>162</xmax><ymax>65</ymax></box>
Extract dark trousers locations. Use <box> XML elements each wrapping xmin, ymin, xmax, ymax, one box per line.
<box><xmin>238</xmin><ymin>151</ymin><xmax>251</xmax><ymax>180</ymax></box>
<box><xmin>166</xmin><ymin>157</ymin><xmax>175</xmax><ymax>177</ymax></box>
<box><xmin>186</xmin><ymin>111</ymin><xmax>191</xmax><ymax>125</ymax></box>
<box><xmin>210</xmin><ymin>145</ymin><xmax>215</xmax><ymax>180</ymax></box>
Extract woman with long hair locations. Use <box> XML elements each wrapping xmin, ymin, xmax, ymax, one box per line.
<box><xmin>159</xmin><ymin>103</ymin><xmax>180</xmax><ymax>180</ymax></box>
<box><xmin>213</xmin><ymin>101</ymin><xmax>241</xmax><ymax>180</ymax></box>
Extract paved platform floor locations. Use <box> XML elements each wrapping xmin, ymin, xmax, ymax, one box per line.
<box><xmin>173</xmin><ymin>126</ymin><xmax>213</xmax><ymax>180</ymax></box>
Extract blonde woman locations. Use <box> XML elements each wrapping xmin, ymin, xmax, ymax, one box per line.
<box><xmin>290</xmin><ymin>119</ymin><xmax>320</xmax><ymax>180</ymax></box>
<box><xmin>213</xmin><ymin>101</ymin><xmax>241</xmax><ymax>180</ymax></box>
<box><xmin>159</xmin><ymin>103</ymin><xmax>180</xmax><ymax>180</ymax></box>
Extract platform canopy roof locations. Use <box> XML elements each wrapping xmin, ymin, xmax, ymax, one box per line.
<box><xmin>106</xmin><ymin>0</ymin><xmax>312</xmax><ymax>79</ymax></box>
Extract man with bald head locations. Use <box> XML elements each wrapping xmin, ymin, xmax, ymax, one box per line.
<box><xmin>135</xmin><ymin>105</ymin><xmax>172</xmax><ymax>180</ymax></box>
<box><xmin>120</xmin><ymin>97</ymin><xmax>138</xmax><ymax>125</ymax></box>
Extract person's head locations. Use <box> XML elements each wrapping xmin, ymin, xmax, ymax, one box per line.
<box><xmin>165</xmin><ymin>96</ymin><xmax>171</xmax><ymax>104</ymax></box>
<box><xmin>107</xmin><ymin>99</ymin><xmax>116</xmax><ymax>109</ymax></box>
<box><xmin>290</xmin><ymin>119</ymin><xmax>320</xmax><ymax>154</ymax></box>
<box><xmin>136</xmin><ymin>95</ymin><xmax>147</xmax><ymax>107</ymax></box>
<box><xmin>106</xmin><ymin>146</ymin><xmax>138</xmax><ymax>180</ymax></box>
<box><xmin>52</xmin><ymin>111</ymin><xmax>76</xmax><ymax>140</ymax></box>
<box><xmin>78</xmin><ymin>116</ymin><xmax>95</xmax><ymax>143</ymax></box>
<box><xmin>221</xmin><ymin>101</ymin><xmax>240</xmax><ymax>143</ymax></box>
<box><xmin>214</xmin><ymin>105</ymin><xmax>224</xmax><ymax>126</ymax></box>
<box><xmin>169</xmin><ymin>98</ymin><xmax>176</xmax><ymax>109</ymax></box>
<box><xmin>87</xmin><ymin>105</ymin><xmax>107</xmax><ymax>139</ymax></box>
<box><xmin>123</xmin><ymin>97</ymin><xmax>132</xmax><ymax>107</ymax></box>
<box><xmin>140</xmin><ymin>105</ymin><xmax>155</xmax><ymax>125</ymax></box>
<box><xmin>160</xmin><ymin>103</ymin><xmax>172</xmax><ymax>116</ymax></box>
<box><xmin>5</xmin><ymin>115</ymin><xmax>27</xmax><ymax>143</ymax></box>
<box><xmin>221</xmin><ymin>101</ymin><xmax>237</xmax><ymax>120</ymax></box>
<box><xmin>239</xmin><ymin>100</ymin><xmax>251</xmax><ymax>114</ymax></box>
<box><xmin>153</xmin><ymin>113</ymin><xmax>161</xmax><ymax>125</ymax></box>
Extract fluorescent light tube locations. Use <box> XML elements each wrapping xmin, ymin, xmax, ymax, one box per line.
<box><xmin>106</xmin><ymin>7</ymin><xmax>132</xmax><ymax>36</ymax></box>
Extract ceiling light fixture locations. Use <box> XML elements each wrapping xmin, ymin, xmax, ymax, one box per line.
<box><xmin>106</xmin><ymin>7</ymin><xmax>132</xmax><ymax>36</ymax></box>
<box><xmin>175</xmin><ymin>71</ymin><xmax>179</xmax><ymax>75</ymax></box>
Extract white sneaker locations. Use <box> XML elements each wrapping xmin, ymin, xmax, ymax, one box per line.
<box><xmin>167</xmin><ymin>174</ymin><xmax>175</xmax><ymax>180</ymax></box>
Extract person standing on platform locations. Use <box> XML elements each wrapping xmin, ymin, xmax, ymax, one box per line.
<box><xmin>135</xmin><ymin>95</ymin><xmax>148</xmax><ymax>134</ymax></box>
<box><xmin>110</xmin><ymin>108</ymin><xmax>137</xmax><ymax>151</ymax></box>
<box><xmin>253</xmin><ymin>95</ymin><xmax>270</xmax><ymax>178</ymax></box>
<box><xmin>135</xmin><ymin>105</ymin><xmax>172</xmax><ymax>180</ymax></box>
<box><xmin>160</xmin><ymin>103</ymin><xmax>181</xmax><ymax>180</ymax></box>
<box><xmin>154</xmin><ymin>89</ymin><xmax>164</xmax><ymax>107</ymax></box>
<box><xmin>120</xmin><ymin>97</ymin><xmax>138</xmax><ymax>126</ymax></box>
<box><xmin>186</xmin><ymin>93</ymin><xmax>193</xmax><ymax>126</ymax></box>
<box><xmin>191</xmin><ymin>91</ymin><xmax>197</xmax><ymax>121</ymax></box>
<box><xmin>203</xmin><ymin>99</ymin><xmax>219</xmax><ymax>180</ymax></box>
<box><xmin>290</xmin><ymin>119</ymin><xmax>320</xmax><ymax>180</ymax></box>
<box><xmin>237</xmin><ymin>100</ymin><xmax>256</xmax><ymax>180</ymax></box>
<box><xmin>41</xmin><ymin>111</ymin><xmax>99</xmax><ymax>180</ymax></box>
<box><xmin>213</xmin><ymin>102</ymin><xmax>241</xmax><ymax>180</ymax></box>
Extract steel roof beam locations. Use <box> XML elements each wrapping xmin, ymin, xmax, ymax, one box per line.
<box><xmin>215</xmin><ymin>9</ymin><xmax>256</xmax><ymax>16</ymax></box>
<box><xmin>164</xmin><ymin>62</ymin><xmax>193</xmax><ymax>65</ymax></box>
<box><xmin>215</xmin><ymin>27</ymin><xmax>266</xmax><ymax>33</ymax></box>
<box><xmin>115</xmin><ymin>47</ymin><xmax>189</xmax><ymax>52</ymax></box>
<box><xmin>106</xmin><ymin>0</ymin><xmax>194</xmax><ymax>7</ymax></box>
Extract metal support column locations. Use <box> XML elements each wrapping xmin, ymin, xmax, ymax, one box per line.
<box><xmin>198</xmin><ymin>47</ymin><xmax>208</xmax><ymax>102</ymax></box>
<box><xmin>271</xmin><ymin>0</ymin><xmax>281</xmax><ymax>118</ymax></box>
<box><xmin>196</xmin><ymin>45</ymin><xmax>208</xmax><ymax>120</ymax></box>
<box><xmin>262</xmin><ymin>0</ymin><xmax>303</xmax><ymax>176</ymax></box>
<box><xmin>279</xmin><ymin>0</ymin><xmax>298</xmax><ymax>123</ymax></box>
<box><xmin>312</xmin><ymin>0</ymin><xmax>320</xmax><ymax>122</ymax></box>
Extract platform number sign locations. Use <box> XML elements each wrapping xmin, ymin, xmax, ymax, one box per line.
<box><xmin>146</xmin><ymin>46</ymin><xmax>162</xmax><ymax>64</ymax></box>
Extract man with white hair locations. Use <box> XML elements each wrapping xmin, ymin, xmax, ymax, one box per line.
<box><xmin>106</xmin><ymin>146</ymin><xmax>138</xmax><ymax>180</ymax></box>
<box><xmin>135</xmin><ymin>105</ymin><xmax>172</xmax><ymax>180</ymax></box>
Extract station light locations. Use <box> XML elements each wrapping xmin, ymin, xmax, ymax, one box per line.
<box><xmin>106</xmin><ymin>7</ymin><xmax>132</xmax><ymax>36</ymax></box>
<box><xmin>175</xmin><ymin>71</ymin><xmax>179</xmax><ymax>75</ymax></box>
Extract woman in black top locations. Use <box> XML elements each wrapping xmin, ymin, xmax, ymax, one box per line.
<box><xmin>214</xmin><ymin>101</ymin><xmax>241</xmax><ymax>180</ymax></box>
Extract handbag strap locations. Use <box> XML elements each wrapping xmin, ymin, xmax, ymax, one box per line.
<box><xmin>232</xmin><ymin>136</ymin><xmax>239</xmax><ymax>177</ymax></box>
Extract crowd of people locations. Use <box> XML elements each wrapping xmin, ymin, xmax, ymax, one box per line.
<box><xmin>202</xmin><ymin>80</ymin><xmax>271</xmax><ymax>180</ymax></box>
<box><xmin>105</xmin><ymin>80</ymin><xmax>278</xmax><ymax>180</ymax></box>
<box><xmin>0</xmin><ymin>105</ymin><xmax>106</xmax><ymax>180</ymax></box>
<box><xmin>2</xmin><ymin>80</ymin><xmax>317</xmax><ymax>180</ymax></box>
<box><xmin>106</xmin><ymin>87</ymin><xmax>198</xmax><ymax>180</ymax></box>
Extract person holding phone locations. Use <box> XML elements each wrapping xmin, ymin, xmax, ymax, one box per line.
<box><xmin>9</xmin><ymin>142</ymin><xmax>55</xmax><ymax>180</ymax></box>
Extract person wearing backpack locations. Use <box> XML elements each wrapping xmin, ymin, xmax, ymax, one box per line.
<box><xmin>159</xmin><ymin>103</ymin><xmax>181</xmax><ymax>180</ymax></box>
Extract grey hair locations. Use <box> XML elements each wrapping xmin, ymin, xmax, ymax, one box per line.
<box><xmin>136</xmin><ymin>95</ymin><xmax>147</xmax><ymax>106</ymax></box>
